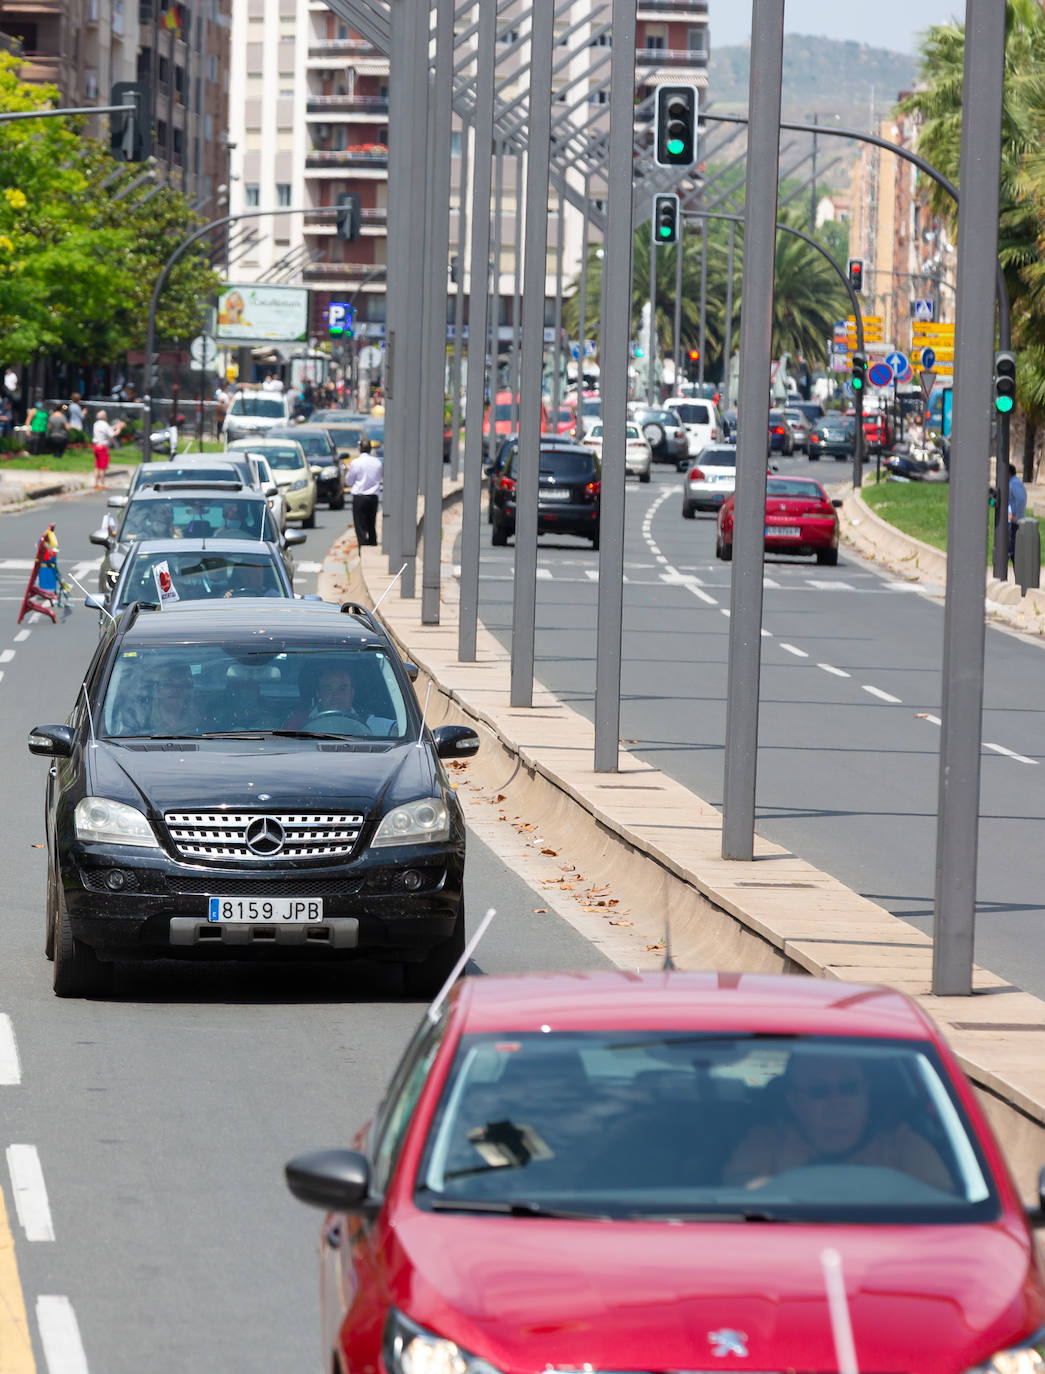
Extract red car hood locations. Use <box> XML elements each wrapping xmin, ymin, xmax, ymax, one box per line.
<box><xmin>395</xmin><ymin>1212</ymin><xmax>1042</xmax><ymax>1374</ymax></box>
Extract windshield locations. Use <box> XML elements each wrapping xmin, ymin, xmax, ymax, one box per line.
<box><xmin>494</xmin><ymin>403</ymin><xmax>516</xmax><ymax>421</ymax></box>
<box><xmin>116</xmin><ymin>550</ymin><xmax>286</xmax><ymax>608</ymax></box>
<box><xmin>701</xmin><ymin>448</ymin><xmax>737</xmax><ymax>467</ymax></box>
<box><xmin>137</xmin><ymin>466</ymin><xmax>238</xmax><ymax>489</ymax></box>
<box><xmin>244</xmin><ymin>446</ymin><xmax>304</xmax><ymax>472</ymax></box>
<box><xmin>290</xmin><ymin>433</ymin><xmax>335</xmax><ymax>457</ymax></box>
<box><xmin>325</xmin><ymin>426</ymin><xmax>367</xmax><ymax>447</ymax></box>
<box><xmin>229</xmin><ymin>395</ymin><xmax>285</xmax><ymax>418</ymax></box>
<box><xmin>417</xmin><ymin>1033</ymin><xmax>995</xmax><ymax>1223</ymax></box>
<box><xmin>674</xmin><ymin>403</ymin><xmax>711</xmax><ymax>425</ymax></box>
<box><xmin>101</xmin><ymin>645</ymin><xmax>412</xmax><ymax>740</ymax></box>
<box><xmin>768</xmin><ymin>480</ymin><xmax>828</xmax><ymax>499</ymax></box>
<box><xmin>582</xmin><ymin>399</ymin><xmax>601</xmax><ymax>416</ymax></box>
<box><xmin>120</xmin><ymin>497</ymin><xmax>275</xmax><ymax>543</ymax></box>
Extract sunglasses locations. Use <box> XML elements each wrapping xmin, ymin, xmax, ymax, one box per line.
<box><xmin>796</xmin><ymin>1078</ymin><xmax>866</xmax><ymax>1100</ymax></box>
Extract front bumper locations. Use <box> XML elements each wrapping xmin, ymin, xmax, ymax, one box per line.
<box><xmin>62</xmin><ymin>841</ymin><xmax>464</xmax><ymax>963</ymax></box>
<box><xmin>313</xmin><ymin>470</ymin><xmax>343</xmax><ymax>504</ymax></box>
<box><xmin>281</xmin><ymin>485</ymin><xmax>315</xmax><ymax>520</ymax></box>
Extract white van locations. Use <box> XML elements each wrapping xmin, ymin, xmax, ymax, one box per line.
<box><xmin>664</xmin><ymin>395</ymin><xmax>723</xmax><ymax>457</ymax></box>
<box><xmin>222</xmin><ymin>389</ymin><xmax>293</xmax><ymax>443</ymax></box>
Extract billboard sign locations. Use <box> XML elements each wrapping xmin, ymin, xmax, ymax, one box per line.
<box><xmin>216</xmin><ymin>284</ymin><xmax>309</xmax><ymax>343</ymax></box>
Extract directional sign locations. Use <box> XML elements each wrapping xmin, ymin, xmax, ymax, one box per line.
<box><xmin>885</xmin><ymin>351</ymin><xmax>908</xmax><ymax>376</ymax></box>
<box><xmin>919</xmin><ymin>369</ymin><xmax>937</xmax><ymax>400</ymax></box>
<box><xmin>868</xmin><ymin>361</ymin><xmax>894</xmax><ymax>388</ymax></box>
<box><xmin>921</xmin><ymin>347</ymin><xmax>936</xmax><ymax>369</ymax></box>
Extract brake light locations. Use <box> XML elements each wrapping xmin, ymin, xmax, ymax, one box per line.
<box><xmin>689</xmin><ymin>466</ymin><xmax>705</xmax><ymax>480</ymax></box>
<box><xmin>584</xmin><ymin>480</ymin><xmax>601</xmax><ymax>498</ymax></box>
<box><xmin>499</xmin><ymin>475</ymin><xmax>516</xmax><ymax>493</ymax></box>
<box><xmin>818</xmin><ymin>501</ymin><xmax>835</xmax><ymax>516</ymax></box>
<box><xmin>772</xmin><ymin>426</ymin><xmax>785</xmax><ymax>436</ymax></box>
<box><xmin>810</xmin><ymin>433</ymin><xmax>820</xmax><ymax>443</ymax></box>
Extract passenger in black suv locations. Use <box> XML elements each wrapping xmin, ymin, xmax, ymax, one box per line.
<box><xmin>28</xmin><ymin>599</ymin><xmax>479</xmax><ymax>999</ymax></box>
<box><xmin>490</xmin><ymin>442</ymin><xmax>601</xmax><ymax>549</ymax></box>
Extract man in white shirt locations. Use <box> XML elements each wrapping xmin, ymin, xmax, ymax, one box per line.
<box><xmin>261</xmin><ymin>372</ymin><xmax>284</xmax><ymax>392</ymax></box>
<box><xmin>344</xmin><ymin>438</ymin><xmax>383</xmax><ymax>546</ymax></box>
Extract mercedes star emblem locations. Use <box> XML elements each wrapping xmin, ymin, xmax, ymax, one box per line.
<box><xmin>245</xmin><ymin>816</ymin><xmax>286</xmax><ymax>856</ymax></box>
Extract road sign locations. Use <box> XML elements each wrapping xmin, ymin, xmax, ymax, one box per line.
<box><xmin>868</xmin><ymin>361</ymin><xmax>894</xmax><ymax>387</ymax></box>
<box><xmin>921</xmin><ymin>347</ymin><xmax>936</xmax><ymax>369</ymax></box>
<box><xmin>919</xmin><ymin>369</ymin><xmax>937</xmax><ymax>400</ymax></box>
<box><xmin>912</xmin><ymin>321</ymin><xmax>954</xmax><ymax>343</ymax></box>
<box><xmin>913</xmin><ymin>299</ymin><xmax>934</xmax><ymax>322</ymax></box>
<box><xmin>359</xmin><ymin>345</ymin><xmax>382</xmax><ymax>370</ymax></box>
<box><xmin>885</xmin><ymin>351</ymin><xmax>908</xmax><ymax>375</ymax></box>
<box><xmin>896</xmin><ymin>364</ymin><xmax>913</xmax><ymax>385</ymax></box>
<box><xmin>189</xmin><ymin>333</ymin><xmax>216</xmax><ymax>370</ymax></box>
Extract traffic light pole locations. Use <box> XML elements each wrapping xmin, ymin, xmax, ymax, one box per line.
<box><xmin>647</xmin><ymin>234</ymin><xmax>657</xmax><ymax>404</ymax></box>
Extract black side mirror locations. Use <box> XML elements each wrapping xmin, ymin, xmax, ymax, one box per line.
<box><xmin>28</xmin><ymin>724</ymin><xmax>75</xmax><ymax>757</ymax></box>
<box><xmin>402</xmin><ymin>662</ymin><xmax>419</xmax><ymax>683</ymax></box>
<box><xmin>285</xmin><ymin>1149</ymin><xmax>373</xmax><ymax>1213</ymax></box>
<box><xmin>432</xmin><ymin>724</ymin><xmax>480</xmax><ymax>760</ymax></box>
<box><xmin>832</xmin><ymin>498</ymin><xmax>843</xmax><ymax>508</ymax></box>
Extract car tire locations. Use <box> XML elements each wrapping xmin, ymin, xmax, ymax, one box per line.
<box><xmin>808</xmin><ymin>453</ymin><xmax>820</xmax><ymax>461</ymax></box>
<box><xmin>816</xmin><ymin>547</ymin><xmax>839</xmax><ymax>566</ymax></box>
<box><xmin>682</xmin><ymin>501</ymin><xmax>696</xmax><ymax>520</ymax></box>
<box><xmin>302</xmin><ymin>507</ymin><xmax>316</xmax><ymax>529</ymax></box>
<box><xmin>640</xmin><ymin>469</ymin><xmax>651</xmax><ymax>484</ymax></box>
<box><xmin>403</xmin><ymin>905</ymin><xmax>466</xmax><ymax>999</ymax></box>
<box><xmin>53</xmin><ymin>884</ymin><xmax>111</xmax><ymax>999</ymax></box>
<box><xmin>45</xmin><ymin>857</ymin><xmax>57</xmax><ymax>961</ymax></box>
<box><xmin>491</xmin><ymin>522</ymin><xmax>509</xmax><ymax>547</ymax></box>
<box><xmin>643</xmin><ymin>422</ymin><xmax>665</xmax><ymax>449</ymax></box>
<box><xmin>591</xmin><ymin>530</ymin><xmax>600</xmax><ymax>551</ymax></box>
<box><xmin>716</xmin><ymin>536</ymin><xmax>733</xmax><ymax>562</ymax></box>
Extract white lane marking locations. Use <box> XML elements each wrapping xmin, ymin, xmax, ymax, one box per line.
<box><xmin>780</xmin><ymin>643</ymin><xmax>809</xmax><ymax>657</ymax></box>
<box><xmin>688</xmin><ymin>586</ymin><xmax>718</xmax><ymax>606</ymax></box>
<box><xmin>659</xmin><ymin>570</ymin><xmax>704</xmax><ymax>585</ymax></box>
<box><xmin>818</xmin><ymin>663</ymin><xmax>850</xmax><ymax>678</ymax></box>
<box><xmin>862</xmin><ymin>685</ymin><xmax>902</xmax><ymax>704</ymax></box>
<box><xmin>720</xmin><ymin>608</ymin><xmax>730</xmax><ymax>617</ymax></box>
<box><xmin>0</xmin><ymin>1014</ymin><xmax>21</xmax><ymax>1085</ymax></box>
<box><xmin>920</xmin><ymin>714</ymin><xmax>942</xmax><ymax>726</ymax></box>
<box><xmin>807</xmin><ymin>579</ymin><xmax>853</xmax><ymax>590</ymax></box>
<box><xmin>295</xmin><ymin>561</ymin><xmax>323</xmax><ymax>573</ymax></box>
<box><xmin>0</xmin><ymin>650</ymin><xmax>13</xmax><ymax>664</ymax></box>
<box><xmin>0</xmin><ymin>559</ymin><xmax>35</xmax><ymax>570</ymax></box>
<box><xmin>0</xmin><ymin>671</ymin><xmax>6</xmax><ymax>685</ymax></box>
<box><xmin>984</xmin><ymin>742</ymin><xmax>1038</xmax><ymax>765</ymax></box>
<box><xmin>7</xmin><ymin>1145</ymin><xmax>55</xmax><ymax>1241</ymax></box>
<box><xmin>761</xmin><ymin>628</ymin><xmax>772</xmax><ymax>638</ymax></box>
<box><xmin>68</xmin><ymin>561</ymin><xmax>100</xmax><ymax>581</ymax></box>
<box><xmin>585</xmin><ymin>570</ymin><xmax>599</xmax><ymax>582</ymax></box>
<box><xmin>762</xmin><ymin>576</ymin><xmax>781</xmax><ymax>589</ymax></box>
<box><xmin>37</xmin><ymin>1295</ymin><xmax>89</xmax><ymax>1374</ymax></box>
<box><xmin>14</xmin><ymin>630</ymin><xmax>29</xmax><ymax>643</ymax></box>
<box><xmin>536</xmin><ymin>568</ymin><xmax>552</xmax><ymax>580</ymax></box>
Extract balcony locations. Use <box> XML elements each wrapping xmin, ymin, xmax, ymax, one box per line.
<box><xmin>307</xmin><ymin>37</ymin><xmax>380</xmax><ymax>56</ymax></box>
<box><xmin>306</xmin><ymin>95</ymin><xmax>389</xmax><ymax>115</ymax></box>
<box><xmin>303</xmin><ymin>262</ymin><xmax>387</xmax><ymax>282</ymax></box>
<box><xmin>637</xmin><ymin>0</ymin><xmax>707</xmax><ymax>13</ymax></box>
<box><xmin>635</xmin><ymin>46</ymin><xmax>709</xmax><ymax>69</ymax></box>
<box><xmin>305</xmin><ymin>147</ymin><xmax>388</xmax><ymax>169</ymax></box>
<box><xmin>304</xmin><ymin>207</ymin><xmax>387</xmax><ymax>230</ymax></box>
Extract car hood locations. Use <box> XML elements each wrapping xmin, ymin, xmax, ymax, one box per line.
<box><xmin>395</xmin><ymin>1212</ymin><xmax>1042</xmax><ymax>1374</ymax></box>
<box><xmin>88</xmin><ymin>737</ymin><xmax>434</xmax><ymax>817</ymax></box>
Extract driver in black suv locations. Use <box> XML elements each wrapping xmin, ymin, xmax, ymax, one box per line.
<box><xmin>285</xmin><ymin>660</ymin><xmax>370</xmax><ymax>733</ymax></box>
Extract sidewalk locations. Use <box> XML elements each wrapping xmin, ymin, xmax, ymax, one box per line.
<box><xmin>318</xmin><ymin>481</ymin><xmax>1045</xmax><ymax>1202</ymax></box>
<box><xmin>0</xmin><ymin>466</ymin><xmax>133</xmax><ymax>510</ymax></box>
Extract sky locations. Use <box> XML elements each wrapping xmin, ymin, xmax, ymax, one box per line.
<box><xmin>707</xmin><ymin>1</ymin><xmax>963</xmax><ymax>55</ymax></box>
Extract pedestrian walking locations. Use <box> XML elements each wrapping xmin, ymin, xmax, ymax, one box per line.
<box><xmin>344</xmin><ymin>437</ymin><xmax>383</xmax><ymax>547</ymax></box>
<box><xmin>26</xmin><ymin>399</ymin><xmax>49</xmax><ymax>456</ymax></box>
<box><xmin>46</xmin><ymin>405</ymin><xmax>68</xmax><ymax>459</ymax></box>
<box><xmin>67</xmin><ymin>393</ymin><xmax>84</xmax><ymax>433</ymax></box>
<box><xmin>1008</xmin><ymin>462</ymin><xmax>1028</xmax><ymax>567</ymax></box>
<box><xmin>92</xmin><ymin>409</ymin><xmax>117</xmax><ymax>489</ymax></box>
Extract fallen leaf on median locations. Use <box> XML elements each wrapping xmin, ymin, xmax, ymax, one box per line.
<box><xmin>541</xmin><ymin>848</ymin><xmax>558</xmax><ymax>856</ymax></box>
<box><xmin>533</xmin><ymin>908</ymin><xmax>548</xmax><ymax>914</ymax></box>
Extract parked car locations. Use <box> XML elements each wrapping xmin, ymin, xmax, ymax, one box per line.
<box><xmin>285</xmin><ymin>968</ymin><xmax>1045</xmax><ymax>1374</ymax></box>
<box><xmin>782</xmin><ymin>407</ymin><xmax>811</xmax><ymax>454</ymax></box>
<box><xmin>267</xmin><ymin>425</ymin><xmax>345</xmax><ymax>509</ymax></box>
<box><xmin>583</xmin><ymin>421</ymin><xmax>652</xmax><ymax>483</ymax></box>
<box><xmin>663</xmin><ymin>396</ymin><xmax>723</xmax><ymax>456</ymax></box>
<box><xmin>490</xmin><ymin>442</ymin><xmax>601</xmax><ymax>549</ymax></box>
<box><xmin>809</xmin><ymin>415</ymin><xmax>857</xmax><ymax>462</ymax></box>
<box><xmin>768</xmin><ymin>409</ymin><xmax>795</xmax><ymax>455</ymax></box>
<box><xmin>28</xmin><ymin>598</ymin><xmax>480</xmax><ymax>997</ymax></box>
<box><xmin>227</xmin><ymin>438</ymin><xmax>318</xmax><ymax>526</ymax></box>
<box><xmin>628</xmin><ymin>404</ymin><xmax>689</xmax><ymax>467</ymax></box>
<box><xmin>221</xmin><ymin>389</ymin><xmax>293</xmax><ymax>443</ymax></box>
<box><xmin>716</xmin><ymin>475</ymin><xmax>841</xmax><ymax>565</ymax></box>
<box><xmin>484</xmin><ymin>433</ymin><xmax>576</xmax><ymax>523</ymax></box>
<box><xmin>682</xmin><ymin>443</ymin><xmax>737</xmax><ymax>517</ymax></box>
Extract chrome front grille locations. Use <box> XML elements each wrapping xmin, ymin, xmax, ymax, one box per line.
<box><xmin>164</xmin><ymin>812</ymin><xmax>364</xmax><ymax>862</ymax></box>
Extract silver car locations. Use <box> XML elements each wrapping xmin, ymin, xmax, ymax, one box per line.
<box><xmin>783</xmin><ymin>407</ymin><xmax>811</xmax><ymax>454</ymax></box>
<box><xmin>682</xmin><ymin>442</ymin><xmax>737</xmax><ymax>517</ymax></box>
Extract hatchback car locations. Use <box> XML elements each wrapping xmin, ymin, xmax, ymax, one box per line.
<box><xmin>716</xmin><ymin>475</ymin><xmax>841</xmax><ymax>565</ymax></box>
<box><xmin>682</xmin><ymin>443</ymin><xmax>737</xmax><ymax>516</ymax></box>
<box><xmin>809</xmin><ymin>415</ymin><xmax>857</xmax><ymax>462</ymax></box>
<box><xmin>782</xmin><ymin>407</ymin><xmax>811</xmax><ymax>453</ymax></box>
<box><xmin>583</xmin><ymin>421</ymin><xmax>652</xmax><ymax>482</ymax></box>
<box><xmin>484</xmin><ymin>433</ymin><xmax>576</xmax><ymax>523</ymax></box>
<box><xmin>228</xmin><ymin>438</ymin><xmax>318</xmax><ymax>526</ymax></box>
<box><xmin>28</xmin><ymin>599</ymin><xmax>480</xmax><ymax>997</ymax></box>
<box><xmin>268</xmin><ymin>425</ymin><xmax>345</xmax><ymax>509</ymax></box>
<box><xmin>490</xmin><ymin>443</ymin><xmax>601</xmax><ymax>549</ymax></box>
<box><xmin>286</xmin><ymin>969</ymin><xmax>1045</xmax><ymax>1374</ymax></box>
<box><xmin>628</xmin><ymin>404</ymin><xmax>689</xmax><ymax>467</ymax></box>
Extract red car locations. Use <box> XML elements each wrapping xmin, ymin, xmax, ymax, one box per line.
<box><xmin>847</xmin><ymin>409</ymin><xmax>894</xmax><ymax>455</ymax></box>
<box><xmin>716</xmin><ymin>475</ymin><xmax>841</xmax><ymax>565</ymax></box>
<box><xmin>286</xmin><ymin>970</ymin><xmax>1045</xmax><ymax>1374</ymax></box>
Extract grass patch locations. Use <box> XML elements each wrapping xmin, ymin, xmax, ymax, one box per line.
<box><xmin>861</xmin><ymin>474</ymin><xmax>1022</xmax><ymax>567</ymax></box>
<box><xmin>0</xmin><ymin>446</ymin><xmax>141</xmax><ymax>474</ymax></box>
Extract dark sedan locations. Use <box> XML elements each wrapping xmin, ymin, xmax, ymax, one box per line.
<box><xmin>490</xmin><ymin>442</ymin><xmax>601</xmax><ymax>549</ymax></box>
<box><xmin>809</xmin><ymin>415</ymin><xmax>857</xmax><ymax>461</ymax></box>
<box><xmin>267</xmin><ymin>425</ymin><xmax>345</xmax><ymax>508</ymax></box>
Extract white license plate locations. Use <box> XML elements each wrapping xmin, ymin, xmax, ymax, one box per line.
<box><xmin>766</xmin><ymin>525</ymin><xmax>801</xmax><ymax>538</ymax></box>
<box><xmin>539</xmin><ymin>488</ymin><xmax>571</xmax><ymax>502</ymax></box>
<box><xmin>207</xmin><ymin>897</ymin><xmax>324</xmax><ymax>924</ymax></box>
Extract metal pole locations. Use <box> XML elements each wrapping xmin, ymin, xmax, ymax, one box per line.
<box><xmin>720</xmin><ymin>219</ymin><xmax>736</xmax><ymax>413</ymax></box>
<box><xmin>932</xmin><ymin>0</ymin><xmax>1006</xmax><ymax>996</ymax></box>
<box><xmin>721</xmin><ymin>0</ymin><xmax>784</xmax><ymax>861</ymax></box>
<box><xmin>422</xmin><ymin>0</ymin><xmax>454</xmax><ymax>625</ymax></box>
<box><xmin>510</xmin><ymin>150</ymin><xmax>524</xmax><ymax>434</ymax></box>
<box><xmin>551</xmin><ymin>191</ymin><xmax>565</xmax><ymax>416</ymax></box>
<box><xmin>698</xmin><ymin>225</ymin><xmax>707</xmax><ymax>388</ymax></box>
<box><xmin>809</xmin><ymin>112</ymin><xmax>818</xmax><ymax>237</ymax></box>
<box><xmin>577</xmin><ymin>173</ymin><xmax>590</xmax><ymax>414</ymax></box>
<box><xmin>449</xmin><ymin>108</ymin><xmax>471</xmax><ymax>482</ymax></box>
<box><xmin>491</xmin><ymin>139</ymin><xmax>504</xmax><ymax>412</ymax></box>
<box><xmin>593</xmin><ymin>0</ymin><xmax>636</xmax><ymax>771</ymax></box>
<box><xmin>647</xmin><ymin>230</ymin><xmax>657</xmax><ymax>405</ymax></box>
<box><xmin>458</xmin><ymin>0</ymin><xmax>495</xmax><ymax>663</ymax></box>
<box><xmin>673</xmin><ymin>227</ymin><xmax>683</xmax><ymax>392</ymax></box>
<box><xmin>509</xmin><ymin>4</ymin><xmax>554</xmax><ymax>708</ymax></box>
<box><xmin>383</xmin><ymin>0</ymin><xmax>409</xmax><ymax>564</ymax></box>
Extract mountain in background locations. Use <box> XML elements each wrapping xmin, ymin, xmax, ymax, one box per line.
<box><xmin>708</xmin><ymin>34</ymin><xmax>920</xmax><ymax>137</ymax></box>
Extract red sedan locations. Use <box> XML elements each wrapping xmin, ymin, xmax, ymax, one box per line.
<box><xmin>286</xmin><ymin>970</ymin><xmax>1045</xmax><ymax>1374</ymax></box>
<box><xmin>716</xmin><ymin>475</ymin><xmax>841</xmax><ymax>565</ymax></box>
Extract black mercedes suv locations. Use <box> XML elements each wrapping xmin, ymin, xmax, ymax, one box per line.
<box><xmin>28</xmin><ymin>599</ymin><xmax>479</xmax><ymax>998</ymax></box>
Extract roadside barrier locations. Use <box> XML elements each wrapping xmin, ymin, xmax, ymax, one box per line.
<box><xmin>17</xmin><ymin>524</ymin><xmax>69</xmax><ymax>623</ymax></box>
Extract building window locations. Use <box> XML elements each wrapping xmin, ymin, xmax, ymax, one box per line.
<box><xmin>207</xmin><ymin>54</ymin><xmax>217</xmax><ymax>82</ymax></box>
<box><xmin>688</xmin><ymin>27</ymin><xmax>707</xmax><ymax>56</ymax></box>
<box><xmin>245</xmin><ymin>184</ymin><xmax>260</xmax><ymax>206</ymax></box>
<box><xmin>590</xmin><ymin>31</ymin><xmax>611</xmax><ymax>47</ymax></box>
<box><xmin>204</xmin><ymin>113</ymin><xmax>213</xmax><ymax>139</ymax></box>
<box><xmin>277</xmin><ymin>183</ymin><xmax>292</xmax><ymax>206</ymax></box>
<box><xmin>158</xmin><ymin>54</ymin><xmax>170</xmax><ymax>84</ymax></box>
<box><xmin>645</xmin><ymin>32</ymin><xmax>666</xmax><ymax>51</ymax></box>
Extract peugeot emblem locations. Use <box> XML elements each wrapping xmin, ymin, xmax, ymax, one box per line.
<box><xmin>245</xmin><ymin>816</ymin><xmax>285</xmax><ymax>856</ymax></box>
<box><xmin>708</xmin><ymin>1330</ymin><xmax>748</xmax><ymax>1359</ymax></box>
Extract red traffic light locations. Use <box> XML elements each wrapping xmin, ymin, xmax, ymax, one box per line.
<box><xmin>688</xmin><ymin>348</ymin><xmax>699</xmax><ymax>362</ymax></box>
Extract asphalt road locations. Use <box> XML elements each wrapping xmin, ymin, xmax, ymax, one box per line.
<box><xmin>464</xmin><ymin>454</ymin><xmax>1045</xmax><ymax>1001</ymax></box>
<box><xmin>0</xmin><ymin>489</ymin><xmax>609</xmax><ymax>1373</ymax></box>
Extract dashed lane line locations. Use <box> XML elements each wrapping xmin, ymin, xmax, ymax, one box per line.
<box><xmin>13</xmin><ymin>630</ymin><xmax>29</xmax><ymax>643</ymax></box>
<box><xmin>6</xmin><ymin>1146</ymin><xmax>55</xmax><ymax>1243</ymax></box>
<box><xmin>984</xmin><ymin>742</ymin><xmax>1038</xmax><ymax>766</ymax></box>
<box><xmin>818</xmin><ymin>663</ymin><xmax>851</xmax><ymax>678</ymax></box>
<box><xmin>862</xmin><ymin>685</ymin><xmax>903</xmax><ymax>704</ymax></box>
<box><xmin>37</xmin><ymin>1295</ymin><xmax>89</xmax><ymax>1374</ymax></box>
<box><xmin>0</xmin><ymin>1015</ymin><xmax>20</xmax><ymax>1085</ymax></box>
<box><xmin>780</xmin><ymin>643</ymin><xmax>809</xmax><ymax>658</ymax></box>
<box><xmin>0</xmin><ymin>649</ymin><xmax>13</xmax><ymax>664</ymax></box>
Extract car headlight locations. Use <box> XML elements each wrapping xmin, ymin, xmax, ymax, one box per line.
<box><xmin>372</xmin><ymin>797</ymin><xmax>450</xmax><ymax>847</ymax></box>
<box><xmin>320</xmin><ymin>464</ymin><xmax>339</xmax><ymax>479</ymax></box>
<box><xmin>967</xmin><ymin>1347</ymin><xmax>1045</xmax><ymax>1374</ymax></box>
<box><xmin>383</xmin><ymin>1310</ymin><xmax>502</xmax><ymax>1374</ymax></box>
<box><xmin>74</xmin><ymin>797</ymin><xmax>159</xmax><ymax>848</ymax></box>
<box><xmin>289</xmin><ymin>478</ymin><xmax>308</xmax><ymax>491</ymax></box>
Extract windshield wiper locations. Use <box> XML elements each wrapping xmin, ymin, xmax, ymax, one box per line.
<box><xmin>266</xmin><ymin>728</ymin><xmax>353</xmax><ymax>741</ymax></box>
<box><xmin>423</xmin><ymin>1197</ymin><xmax>610</xmax><ymax>1220</ymax></box>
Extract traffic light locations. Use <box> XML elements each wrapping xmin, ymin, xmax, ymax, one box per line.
<box><xmin>848</xmin><ymin>258</ymin><xmax>864</xmax><ymax>293</ymax></box>
<box><xmin>654</xmin><ymin>84</ymin><xmax>698</xmax><ymax>167</ymax></box>
<box><xmin>653</xmin><ymin>193</ymin><xmax>680</xmax><ymax>246</ymax></box>
<box><xmin>110</xmin><ymin>81</ymin><xmax>152</xmax><ymax>162</ymax></box>
<box><xmin>336</xmin><ymin>192</ymin><xmax>362</xmax><ymax>242</ymax></box>
<box><xmin>994</xmin><ymin>351</ymin><xmax>1016</xmax><ymax>414</ymax></box>
<box><xmin>688</xmin><ymin>348</ymin><xmax>699</xmax><ymax>365</ymax></box>
<box><xmin>851</xmin><ymin>351</ymin><xmax>866</xmax><ymax>393</ymax></box>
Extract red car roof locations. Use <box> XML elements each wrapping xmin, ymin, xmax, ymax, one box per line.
<box><xmin>451</xmin><ymin>971</ymin><xmax>933</xmax><ymax>1040</ymax></box>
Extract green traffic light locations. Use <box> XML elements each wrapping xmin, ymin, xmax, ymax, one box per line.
<box><xmin>658</xmin><ymin>225</ymin><xmax>672</xmax><ymax>239</ymax></box>
<box><xmin>852</xmin><ymin>378</ymin><xmax>863</xmax><ymax>390</ymax></box>
<box><xmin>996</xmin><ymin>395</ymin><xmax>1015</xmax><ymax>413</ymax></box>
<box><xmin>667</xmin><ymin>137</ymin><xmax>685</xmax><ymax>156</ymax></box>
